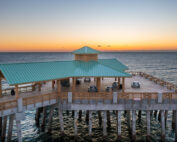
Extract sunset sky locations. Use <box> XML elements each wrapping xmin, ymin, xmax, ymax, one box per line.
<box><xmin>0</xmin><ymin>0</ymin><xmax>177</xmax><ymax>52</ymax></box>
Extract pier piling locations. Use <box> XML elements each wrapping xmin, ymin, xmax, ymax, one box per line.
<box><xmin>48</xmin><ymin>105</ymin><xmax>54</xmax><ymax>133</ymax></box>
<box><xmin>146</xmin><ymin>110</ymin><xmax>151</xmax><ymax>141</ymax></box>
<box><xmin>103</xmin><ymin>111</ymin><xmax>107</xmax><ymax>136</ymax></box>
<box><xmin>59</xmin><ymin>108</ymin><xmax>64</xmax><ymax>134</ymax></box>
<box><xmin>74</xmin><ymin>110</ymin><xmax>78</xmax><ymax>136</ymax></box>
<box><xmin>1</xmin><ymin>116</ymin><xmax>7</xmax><ymax>142</ymax></box>
<box><xmin>98</xmin><ymin>111</ymin><xmax>102</xmax><ymax>127</ymax></box>
<box><xmin>161</xmin><ymin>110</ymin><xmax>165</xmax><ymax>141</ymax></box>
<box><xmin>41</xmin><ymin>107</ymin><xmax>46</xmax><ymax>131</ymax></box>
<box><xmin>7</xmin><ymin>114</ymin><xmax>14</xmax><ymax>142</ymax></box>
<box><xmin>117</xmin><ymin>110</ymin><xmax>121</xmax><ymax>141</ymax></box>
<box><xmin>89</xmin><ymin>111</ymin><xmax>92</xmax><ymax>136</ymax></box>
<box><xmin>132</xmin><ymin>110</ymin><xmax>136</xmax><ymax>141</ymax></box>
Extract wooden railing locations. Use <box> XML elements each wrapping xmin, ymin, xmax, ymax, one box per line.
<box><xmin>0</xmin><ymin>91</ymin><xmax>177</xmax><ymax>112</ymax></box>
<box><xmin>129</xmin><ymin>71</ymin><xmax>177</xmax><ymax>91</ymax></box>
<box><xmin>73</xmin><ymin>92</ymin><xmax>112</xmax><ymax>100</ymax></box>
<box><xmin>2</xmin><ymin>85</ymin><xmax>34</xmax><ymax>96</ymax></box>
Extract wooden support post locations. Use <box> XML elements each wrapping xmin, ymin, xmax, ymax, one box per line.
<box><xmin>78</xmin><ymin>110</ymin><xmax>82</xmax><ymax>121</ymax></box>
<box><xmin>138</xmin><ymin>110</ymin><xmax>141</xmax><ymax>122</ymax></box>
<box><xmin>122</xmin><ymin>77</ymin><xmax>125</xmax><ymax>92</ymax></box>
<box><xmin>38</xmin><ymin>82</ymin><xmax>41</xmax><ymax>92</ymax></box>
<box><xmin>52</xmin><ymin>80</ymin><xmax>55</xmax><ymax>89</ymax></box>
<box><xmin>118</xmin><ymin>77</ymin><xmax>120</xmax><ymax>88</ymax></box>
<box><xmin>96</xmin><ymin>77</ymin><xmax>101</xmax><ymax>92</ymax></box>
<box><xmin>165</xmin><ymin>110</ymin><xmax>168</xmax><ymax>127</ymax></box>
<box><xmin>59</xmin><ymin>108</ymin><xmax>64</xmax><ymax>134</ymax></box>
<box><xmin>175</xmin><ymin>110</ymin><xmax>177</xmax><ymax>141</ymax></box>
<box><xmin>57</xmin><ymin>80</ymin><xmax>61</xmax><ymax>99</ymax></box>
<box><xmin>0</xmin><ymin>76</ymin><xmax>2</xmax><ymax>97</ymax></box>
<box><xmin>127</xmin><ymin>111</ymin><xmax>131</xmax><ymax>131</ymax></box>
<box><xmin>117</xmin><ymin>110</ymin><xmax>121</xmax><ymax>141</ymax></box>
<box><xmin>115</xmin><ymin>77</ymin><xmax>117</xmax><ymax>81</ymax></box>
<box><xmin>89</xmin><ymin>111</ymin><xmax>92</xmax><ymax>136</ymax></box>
<box><xmin>74</xmin><ymin>110</ymin><xmax>78</xmax><ymax>136</ymax></box>
<box><xmin>72</xmin><ymin>77</ymin><xmax>76</xmax><ymax>92</ymax></box>
<box><xmin>172</xmin><ymin>110</ymin><xmax>176</xmax><ymax>129</ymax></box>
<box><xmin>161</xmin><ymin>110</ymin><xmax>165</xmax><ymax>141</ymax></box>
<box><xmin>0</xmin><ymin>117</ymin><xmax>2</xmax><ymax>137</ymax></box>
<box><xmin>98</xmin><ymin>111</ymin><xmax>102</xmax><ymax>127</ymax></box>
<box><xmin>1</xmin><ymin>116</ymin><xmax>7</xmax><ymax>142</ymax></box>
<box><xmin>103</xmin><ymin>111</ymin><xmax>107</xmax><ymax>136</ymax></box>
<box><xmin>146</xmin><ymin>110</ymin><xmax>151</xmax><ymax>140</ymax></box>
<box><xmin>154</xmin><ymin>110</ymin><xmax>158</xmax><ymax>117</ymax></box>
<box><xmin>158</xmin><ymin>110</ymin><xmax>161</xmax><ymax>122</ymax></box>
<box><xmin>86</xmin><ymin>110</ymin><xmax>89</xmax><ymax>124</ymax></box>
<box><xmin>107</xmin><ymin>111</ymin><xmax>111</xmax><ymax>128</ymax></box>
<box><xmin>35</xmin><ymin>108</ymin><xmax>41</xmax><ymax>127</ymax></box>
<box><xmin>41</xmin><ymin>107</ymin><xmax>46</xmax><ymax>131</ymax></box>
<box><xmin>15</xmin><ymin>85</ymin><xmax>19</xmax><ymax>99</ymax></box>
<box><xmin>48</xmin><ymin>106</ymin><xmax>54</xmax><ymax>133</ymax></box>
<box><xmin>132</xmin><ymin>110</ymin><xmax>136</xmax><ymax>141</ymax></box>
<box><xmin>16</xmin><ymin>120</ymin><xmax>22</xmax><ymax>142</ymax></box>
<box><xmin>7</xmin><ymin>114</ymin><xmax>14</xmax><ymax>142</ymax></box>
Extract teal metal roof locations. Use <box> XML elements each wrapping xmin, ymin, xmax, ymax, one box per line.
<box><xmin>72</xmin><ymin>46</ymin><xmax>100</xmax><ymax>54</ymax></box>
<box><xmin>98</xmin><ymin>59</ymin><xmax>128</xmax><ymax>71</ymax></box>
<box><xmin>0</xmin><ymin>59</ymin><xmax>130</xmax><ymax>85</ymax></box>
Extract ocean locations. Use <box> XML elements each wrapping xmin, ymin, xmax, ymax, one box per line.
<box><xmin>0</xmin><ymin>52</ymin><xmax>177</xmax><ymax>142</ymax></box>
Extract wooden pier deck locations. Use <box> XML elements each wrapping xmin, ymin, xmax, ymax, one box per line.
<box><xmin>0</xmin><ymin>72</ymin><xmax>177</xmax><ymax>141</ymax></box>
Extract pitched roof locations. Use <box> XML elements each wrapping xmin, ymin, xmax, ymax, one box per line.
<box><xmin>0</xmin><ymin>59</ymin><xmax>130</xmax><ymax>85</ymax></box>
<box><xmin>72</xmin><ymin>46</ymin><xmax>100</xmax><ymax>54</ymax></box>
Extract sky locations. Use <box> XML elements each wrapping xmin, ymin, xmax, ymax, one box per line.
<box><xmin>0</xmin><ymin>0</ymin><xmax>177</xmax><ymax>52</ymax></box>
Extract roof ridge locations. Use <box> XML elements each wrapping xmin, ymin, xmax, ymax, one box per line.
<box><xmin>0</xmin><ymin>60</ymin><xmax>73</xmax><ymax>65</ymax></box>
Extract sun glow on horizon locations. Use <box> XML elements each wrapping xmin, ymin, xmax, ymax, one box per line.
<box><xmin>0</xmin><ymin>0</ymin><xmax>177</xmax><ymax>52</ymax></box>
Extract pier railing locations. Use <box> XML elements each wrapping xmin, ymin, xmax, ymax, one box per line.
<box><xmin>2</xmin><ymin>85</ymin><xmax>34</xmax><ymax>96</ymax></box>
<box><xmin>0</xmin><ymin>91</ymin><xmax>177</xmax><ymax>112</ymax></box>
<box><xmin>129</xmin><ymin>71</ymin><xmax>177</xmax><ymax>91</ymax></box>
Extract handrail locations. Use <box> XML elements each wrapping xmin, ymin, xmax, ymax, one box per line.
<box><xmin>129</xmin><ymin>71</ymin><xmax>177</xmax><ymax>92</ymax></box>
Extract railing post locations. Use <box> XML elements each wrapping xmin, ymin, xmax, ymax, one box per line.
<box><xmin>113</xmin><ymin>92</ymin><xmax>118</xmax><ymax>104</ymax></box>
<box><xmin>158</xmin><ymin>92</ymin><xmax>163</xmax><ymax>103</ymax></box>
<box><xmin>68</xmin><ymin>92</ymin><xmax>72</xmax><ymax>103</ymax></box>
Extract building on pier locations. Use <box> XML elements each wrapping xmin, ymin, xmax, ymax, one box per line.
<box><xmin>0</xmin><ymin>46</ymin><xmax>177</xmax><ymax>142</ymax></box>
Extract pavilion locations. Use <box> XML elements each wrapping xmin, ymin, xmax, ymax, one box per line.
<box><xmin>0</xmin><ymin>46</ymin><xmax>131</xmax><ymax>99</ymax></box>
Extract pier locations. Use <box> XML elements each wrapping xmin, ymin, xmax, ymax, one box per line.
<box><xmin>0</xmin><ymin>46</ymin><xmax>177</xmax><ymax>141</ymax></box>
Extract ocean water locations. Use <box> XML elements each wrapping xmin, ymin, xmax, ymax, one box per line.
<box><xmin>0</xmin><ymin>52</ymin><xmax>177</xmax><ymax>142</ymax></box>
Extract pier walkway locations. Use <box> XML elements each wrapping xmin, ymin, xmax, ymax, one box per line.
<box><xmin>0</xmin><ymin>72</ymin><xmax>177</xmax><ymax>141</ymax></box>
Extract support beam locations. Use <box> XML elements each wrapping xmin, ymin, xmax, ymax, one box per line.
<box><xmin>98</xmin><ymin>111</ymin><xmax>102</xmax><ymax>127</ymax></box>
<box><xmin>146</xmin><ymin>110</ymin><xmax>151</xmax><ymax>140</ymax></box>
<box><xmin>72</xmin><ymin>77</ymin><xmax>76</xmax><ymax>92</ymax></box>
<box><xmin>132</xmin><ymin>110</ymin><xmax>136</xmax><ymax>141</ymax></box>
<box><xmin>1</xmin><ymin>116</ymin><xmax>7</xmax><ymax>142</ymax></box>
<box><xmin>96</xmin><ymin>77</ymin><xmax>101</xmax><ymax>92</ymax></box>
<box><xmin>118</xmin><ymin>77</ymin><xmax>120</xmax><ymax>89</ymax></box>
<box><xmin>7</xmin><ymin>114</ymin><xmax>14</xmax><ymax>142</ymax></box>
<box><xmin>107</xmin><ymin>111</ymin><xmax>111</xmax><ymax>128</ymax></box>
<box><xmin>58</xmin><ymin>108</ymin><xmax>64</xmax><ymax>134</ymax></box>
<box><xmin>57</xmin><ymin>80</ymin><xmax>61</xmax><ymax>100</ymax></box>
<box><xmin>89</xmin><ymin>111</ymin><xmax>92</xmax><ymax>136</ymax></box>
<box><xmin>74</xmin><ymin>111</ymin><xmax>78</xmax><ymax>136</ymax></box>
<box><xmin>48</xmin><ymin>106</ymin><xmax>54</xmax><ymax>133</ymax></box>
<box><xmin>15</xmin><ymin>85</ymin><xmax>19</xmax><ymax>99</ymax></box>
<box><xmin>41</xmin><ymin>107</ymin><xmax>46</xmax><ymax>131</ymax></box>
<box><xmin>161</xmin><ymin>110</ymin><xmax>165</xmax><ymax>141</ymax></box>
<box><xmin>52</xmin><ymin>80</ymin><xmax>55</xmax><ymax>89</ymax></box>
<box><xmin>175</xmin><ymin>110</ymin><xmax>177</xmax><ymax>141</ymax></box>
<box><xmin>122</xmin><ymin>77</ymin><xmax>125</xmax><ymax>92</ymax></box>
<box><xmin>117</xmin><ymin>110</ymin><xmax>121</xmax><ymax>141</ymax></box>
<box><xmin>103</xmin><ymin>111</ymin><xmax>107</xmax><ymax>136</ymax></box>
<box><xmin>16</xmin><ymin>120</ymin><xmax>22</xmax><ymax>142</ymax></box>
<box><xmin>38</xmin><ymin>82</ymin><xmax>41</xmax><ymax>92</ymax></box>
